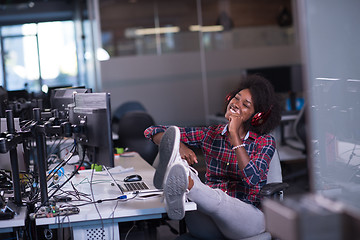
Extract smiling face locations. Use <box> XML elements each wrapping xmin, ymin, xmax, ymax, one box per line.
<box><xmin>225</xmin><ymin>88</ymin><xmax>255</xmax><ymax>121</ymax></box>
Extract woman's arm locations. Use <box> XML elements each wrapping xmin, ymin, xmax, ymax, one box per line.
<box><xmin>151</xmin><ymin>132</ymin><xmax>164</xmax><ymax>145</ymax></box>
<box><xmin>227</xmin><ymin>114</ymin><xmax>251</xmax><ymax>170</ymax></box>
<box><xmin>145</xmin><ymin>126</ymin><xmax>198</xmax><ymax>164</ymax></box>
<box><xmin>239</xmin><ymin>135</ymin><xmax>276</xmax><ymax>186</ymax></box>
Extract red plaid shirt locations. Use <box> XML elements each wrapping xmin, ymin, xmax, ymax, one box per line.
<box><xmin>144</xmin><ymin>125</ymin><xmax>276</xmax><ymax>207</ymax></box>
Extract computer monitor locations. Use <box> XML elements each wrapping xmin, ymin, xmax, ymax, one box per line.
<box><xmin>246</xmin><ymin>66</ymin><xmax>293</xmax><ymax>93</ymax></box>
<box><xmin>69</xmin><ymin>93</ymin><xmax>114</xmax><ymax>167</ymax></box>
<box><xmin>50</xmin><ymin>87</ymin><xmax>92</xmax><ymax>112</ymax></box>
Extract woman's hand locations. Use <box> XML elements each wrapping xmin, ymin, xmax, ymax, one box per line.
<box><xmin>227</xmin><ymin>114</ymin><xmax>244</xmax><ymax>134</ymax></box>
<box><xmin>227</xmin><ymin>114</ymin><xmax>245</xmax><ymax>146</ymax></box>
<box><xmin>179</xmin><ymin>142</ymin><xmax>198</xmax><ymax>165</ymax></box>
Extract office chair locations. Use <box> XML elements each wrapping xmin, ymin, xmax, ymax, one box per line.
<box><xmin>112</xmin><ymin>101</ymin><xmax>147</xmax><ymax>134</ymax></box>
<box><xmin>176</xmin><ymin>151</ymin><xmax>289</xmax><ymax>240</ymax></box>
<box><xmin>294</xmin><ymin>105</ymin><xmax>307</xmax><ymax>153</ymax></box>
<box><xmin>284</xmin><ymin>105</ymin><xmax>307</xmax><ymax>154</ymax></box>
<box><xmin>243</xmin><ymin>152</ymin><xmax>289</xmax><ymax>240</ymax></box>
<box><xmin>114</xmin><ymin>111</ymin><xmax>158</xmax><ymax>165</ymax></box>
<box><xmin>259</xmin><ymin>151</ymin><xmax>289</xmax><ymax>201</ymax></box>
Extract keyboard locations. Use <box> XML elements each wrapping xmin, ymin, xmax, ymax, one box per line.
<box><xmin>123</xmin><ymin>181</ymin><xmax>149</xmax><ymax>192</ymax></box>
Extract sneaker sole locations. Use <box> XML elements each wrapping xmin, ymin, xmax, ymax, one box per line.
<box><xmin>153</xmin><ymin>126</ymin><xmax>180</xmax><ymax>189</ymax></box>
<box><xmin>164</xmin><ymin>164</ymin><xmax>188</xmax><ymax>220</ymax></box>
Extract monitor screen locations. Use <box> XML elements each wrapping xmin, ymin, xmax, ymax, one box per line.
<box><xmin>69</xmin><ymin>93</ymin><xmax>114</xmax><ymax>167</ymax></box>
<box><xmin>246</xmin><ymin>66</ymin><xmax>292</xmax><ymax>93</ymax></box>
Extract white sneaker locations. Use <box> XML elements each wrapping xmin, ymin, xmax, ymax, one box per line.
<box><xmin>153</xmin><ymin>126</ymin><xmax>198</xmax><ymax>220</ymax></box>
<box><xmin>164</xmin><ymin>162</ymin><xmax>188</xmax><ymax>220</ymax></box>
<box><xmin>153</xmin><ymin>126</ymin><xmax>181</xmax><ymax>189</ymax></box>
<box><xmin>163</xmin><ymin>151</ymin><xmax>199</xmax><ymax>220</ymax></box>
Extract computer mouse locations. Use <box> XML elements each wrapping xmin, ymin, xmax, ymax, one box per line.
<box><xmin>124</xmin><ymin>174</ymin><xmax>142</xmax><ymax>182</ymax></box>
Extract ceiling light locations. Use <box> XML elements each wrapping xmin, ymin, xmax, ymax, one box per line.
<box><xmin>189</xmin><ymin>25</ymin><xmax>224</xmax><ymax>32</ymax></box>
<box><xmin>315</xmin><ymin>78</ymin><xmax>340</xmax><ymax>81</ymax></box>
<box><xmin>134</xmin><ymin>26</ymin><xmax>180</xmax><ymax>36</ymax></box>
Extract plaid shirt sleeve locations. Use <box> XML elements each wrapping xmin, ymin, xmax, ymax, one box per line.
<box><xmin>178</xmin><ymin>127</ymin><xmax>208</xmax><ymax>147</ymax></box>
<box><xmin>144</xmin><ymin>125</ymin><xmax>208</xmax><ymax>146</ymax></box>
<box><xmin>239</xmin><ymin>134</ymin><xmax>276</xmax><ymax>187</ymax></box>
<box><xmin>144</xmin><ymin>125</ymin><xmax>168</xmax><ymax>141</ymax></box>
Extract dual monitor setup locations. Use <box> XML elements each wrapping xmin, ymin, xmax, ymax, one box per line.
<box><xmin>0</xmin><ymin>87</ymin><xmax>114</xmax><ymax>219</ymax></box>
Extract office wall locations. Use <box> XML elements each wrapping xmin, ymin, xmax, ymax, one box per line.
<box><xmin>101</xmin><ymin>44</ymin><xmax>300</xmax><ymax>126</ymax></box>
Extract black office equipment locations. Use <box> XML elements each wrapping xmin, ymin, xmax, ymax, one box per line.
<box><xmin>124</xmin><ymin>174</ymin><xmax>142</xmax><ymax>182</ymax></box>
<box><xmin>50</xmin><ymin>87</ymin><xmax>92</xmax><ymax>113</ymax></box>
<box><xmin>7</xmin><ymin>90</ymin><xmax>30</xmax><ymax>101</ymax></box>
<box><xmin>247</xmin><ymin>66</ymin><xmax>293</xmax><ymax>93</ymax></box>
<box><xmin>0</xmin><ymin>118</ymin><xmax>27</xmax><ymax>173</ymax></box>
<box><xmin>0</xmin><ymin>111</ymin><xmax>24</xmax><ymax>206</ymax></box>
<box><xmin>0</xmin><ymin>87</ymin><xmax>8</xmax><ymax>118</ymax></box>
<box><xmin>69</xmin><ymin>92</ymin><xmax>114</xmax><ymax>167</ymax></box>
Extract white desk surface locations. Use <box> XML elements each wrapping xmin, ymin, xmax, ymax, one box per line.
<box><xmin>36</xmin><ymin>153</ymin><xmax>196</xmax><ymax>228</ymax></box>
<box><xmin>0</xmin><ymin>206</ymin><xmax>27</xmax><ymax>233</ymax></box>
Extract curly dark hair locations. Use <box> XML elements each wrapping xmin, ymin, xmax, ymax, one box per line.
<box><xmin>224</xmin><ymin>74</ymin><xmax>282</xmax><ymax>135</ymax></box>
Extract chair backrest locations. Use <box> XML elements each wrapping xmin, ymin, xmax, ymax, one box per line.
<box><xmin>264</xmin><ymin>151</ymin><xmax>288</xmax><ymax>201</ymax></box>
<box><xmin>266</xmin><ymin>151</ymin><xmax>282</xmax><ymax>184</ymax></box>
<box><xmin>293</xmin><ymin>105</ymin><xmax>307</xmax><ymax>151</ymax></box>
<box><xmin>117</xmin><ymin>111</ymin><xmax>154</xmax><ymax>138</ymax></box>
<box><xmin>112</xmin><ymin>101</ymin><xmax>147</xmax><ymax>133</ymax></box>
<box><xmin>112</xmin><ymin>101</ymin><xmax>147</xmax><ymax>121</ymax></box>
<box><xmin>116</xmin><ymin>111</ymin><xmax>158</xmax><ymax>165</ymax></box>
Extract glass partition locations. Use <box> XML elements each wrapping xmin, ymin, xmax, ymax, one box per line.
<box><xmin>299</xmin><ymin>0</ymin><xmax>360</xmax><ymax>209</ymax></box>
<box><xmin>99</xmin><ymin>0</ymin><xmax>294</xmax><ymax>57</ymax></box>
<box><xmin>200</xmin><ymin>0</ymin><xmax>294</xmax><ymax>51</ymax></box>
<box><xmin>100</xmin><ymin>0</ymin><xmax>199</xmax><ymax>56</ymax></box>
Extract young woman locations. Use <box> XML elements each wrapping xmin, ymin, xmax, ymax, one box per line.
<box><xmin>144</xmin><ymin>74</ymin><xmax>281</xmax><ymax>239</ymax></box>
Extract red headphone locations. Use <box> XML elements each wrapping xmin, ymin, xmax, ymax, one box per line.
<box><xmin>251</xmin><ymin>105</ymin><xmax>273</xmax><ymax>126</ymax></box>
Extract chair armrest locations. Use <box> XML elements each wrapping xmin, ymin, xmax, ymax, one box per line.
<box><xmin>259</xmin><ymin>182</ymin><xmax>289</xmax><ymax>197</ymax></box>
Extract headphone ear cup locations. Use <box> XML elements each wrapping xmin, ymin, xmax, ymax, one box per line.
<box><xmin>224</xmin><ymin>91</ymin><xmax>237</xmax><ymax>112</ymax></box>
<box><xmin>225</xmin><ymin>91</ymin><xmax>237</xmax><ymax>104</ymax></box>
<box><xmin>251</xmin><ymin>106</ymin><xmax>273</xmax><ymax>126</ymax></box>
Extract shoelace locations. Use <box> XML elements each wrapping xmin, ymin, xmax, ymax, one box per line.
<box><xmin>181</xmin><ymin>158</ymin><xmax>198</xmax><ymax>176</ymax></box>
<box><xmin>189</xmin><ymin>165</ymin><xmax>198</xmax><ymax>175</ymax></box>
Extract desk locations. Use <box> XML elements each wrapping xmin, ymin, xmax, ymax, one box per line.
<box><xmin>0</xmin><ymin>207</ymin><xmax>27</xmax><ymax>234</ymax></box>
<box><xmin>35</xmin><ymin>153</ymin><xmax>196</xmax><ymax>239</ymax></box>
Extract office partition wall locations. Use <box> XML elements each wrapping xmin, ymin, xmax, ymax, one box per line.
<box><xmin>298</xmin><ymin>0</ymin><xmax>360</xmax><ymax>210</ymax></box>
